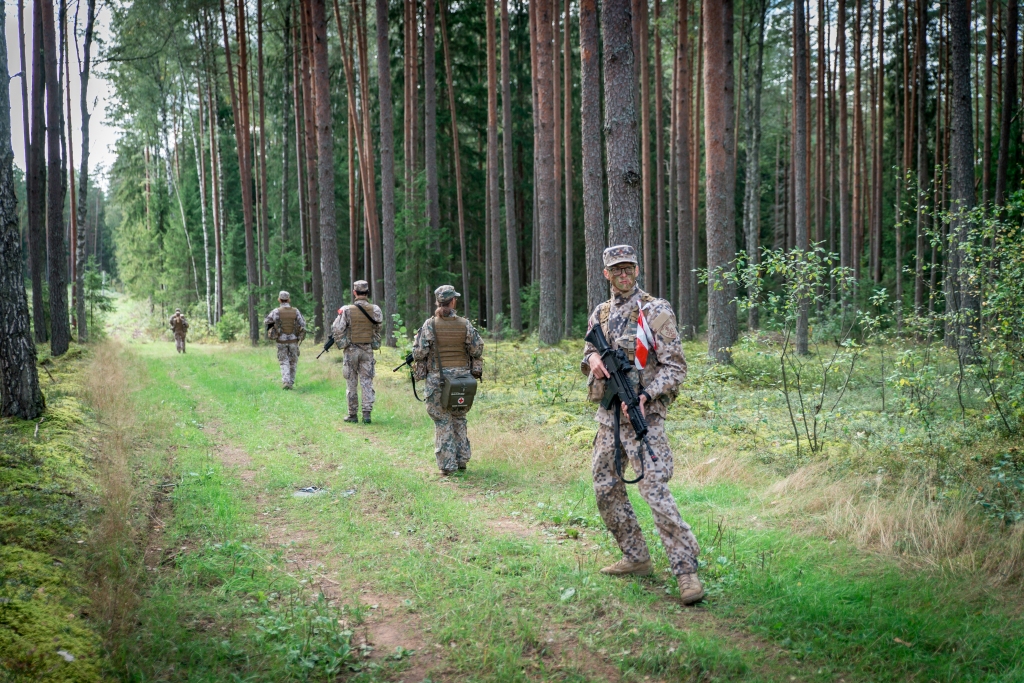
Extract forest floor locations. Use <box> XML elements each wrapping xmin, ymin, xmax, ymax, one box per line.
<box><xmin>5</xmin><ymin>303</ymin><xmax>1024</xmax><ymax>682</ymax></box>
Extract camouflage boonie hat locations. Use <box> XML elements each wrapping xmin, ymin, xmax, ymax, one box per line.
<box><xmin>353</xmin><ymin>280</ymin><xmax>370</xmax><ymax>293</ymax></box>
<box><xmin>434</xmin><ymin>284</ymin><xmax>461</xmax><ymax>303</ymax></box>
<box><xmin>278</xmin><ymin>290</ymin><xmax>291</xmax><ymax>301</ymax></box>
<box><xmin>603</xmin><ymin>244</ymin><xmax>639</xmax><ymax>268</ymax></box>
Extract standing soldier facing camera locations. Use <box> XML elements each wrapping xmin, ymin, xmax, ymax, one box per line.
<box><xmin>412</xmin><ymin>286</ymin><xmax>484</xmax><ymax>476</ymax></box>
<box><xmin>169</xmin><ymin>309</ymin><xmax>189</xmax><ymax>353</ymax></box>
<box><xmin>331</xmin><ymin>280</ymin><xmax>383</xmax><ymax>424</ymax></box>
<box><xmin>264</xmin><ymin>291</ymin><xmax>306</xmax><ymax>390</ymax></box>
<box><xmin>581</xmin><ymin>245</ymin><xmax>704</xmax><ymax>605</ymax></box>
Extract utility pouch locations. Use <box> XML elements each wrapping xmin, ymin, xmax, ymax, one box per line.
<box><xmin>441</xmin><ymin>375</ymin><xmax>477</xmax><ymax>410</ymax></box>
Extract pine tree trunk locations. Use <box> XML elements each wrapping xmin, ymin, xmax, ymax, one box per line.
<box><xmin>602</xmin><ymin>0</ymin><xmax>643</xmax><ymax>256</ymax></box>
<box><xmin>258</xmin><ymin>0</ymin><xmax>270</xmax><ymax>283</ymax></box>
<box><xmin>816</xmin><ymin>0</ymin><xmax>825</xmax><ymax>251</ymax></box>
<box><xmin>536</xmin><ymin>0</ymin><xmax>560</xmax><ymax>344</ymax></box>
<box><xmin>0</xmin><ymin>0</ymin><xmax>44</xmax><ymax>419</ymax></box>
<box><xmin>947</xmin><ymin>0</ymin><xmax>979</xmax><ymax>355</ymax></box>
<box><xmin>580</xmin><ymin>0</ymin><xmax>606</xmax><ymax>317</ymax></box>
<box><xmin>704</xmin><ymin>0</ymin><xmax>738</xmax><ymax>363</ymax></box>
<box><xmin>983</xmin><ymin>0</ymin><xmax>993</xmax><ymax>205</ymax></box>
<box><xmin>74</xmin><ymin>0</ymin><xmax>96</xmax><ymax>344</ymax></box>
<box><xmin>838</xmin><ymin>0</ymin><xmax>851</xmax><ymax>275</ymax></box>
<box><xmin>486</xmin><ymin>0</ymin><xmax>502</xmax><ymax>334</ymax></box>
<box><xmin>439</xmin><ymin>3</ymin><xmax>470</xmax><ymax>316</ymax></box>
<box><xmin>676</xmin><ymin>0</ymin><xmax>694</xmax><ymax>339</ymax></box>
<box><xmin>552</xmin><ymin>0</ymin><xmax>563</xmax><ymax>332</ymax></box>
<box><xmin>793</xmin><ymin>0</ymin><xmax>810</xmax><ymax>354</ymax></box>
<box><xmin>41</xmin><ymin>0</ymin><xmax>68</xmax><ymax>356</ymax></box>
<box><xmin>194</xmin><ymin>74</ymin><xmax>212</xmax><ymax>325</ymax></box>
<box><xmin>562</xmin><ymin>0</ymin><xmax>573</xmax><ymax>335</ymax></box>
<box><xmin>502</xmin><ymin>0</ymin><xmax>522</xmax><ymax>331</ymax></box>
<box><xmin>742</xmin><ymin>0</ymin><xmax>765</xmax><ymax>330</ymax></box>
<box><xmin>872</xmin><ymin>0</ymin><xmax>884</xmax><ymax>285</ymax></box>
<box><xmin>637</xmin><ymin>0</ymin><xmax>652</xmax><ymax>291</ymax></box>
<box><xmin>425</xmin><ymin>0</ymin><xmax>440</xmax><ymax>258</ymax></box>
<box><xmin>915</xmin><ymin>0</ymin><xmax>929</xmax><ymax>313</ymax></box>
<box><xmin>300</xmin><ymin>0</ymin><xmax>323</xmax><ymax>338</ymax></box>
<box><xmin>25</xmin><ymin>0</ymin><xmax>46</xmax><ymax>343</ymax></box>
<box><xmin>311</xmin><ymin>0</ymin><xmax>343</xmax><ymax>327</ymax></box>
<box><xmin>654</xmin><ymin>0</ymin><xmax>665</xmax><ymax>299</ymax></box>
<box><xmin>995</xmin><ymin>0</ymin><xmax>1017</xmax><ymax>206</ymax></box>
<box><xmin>377</xmin><ymin>0</ymin><xmax>397</xmax><ymax>345</ymax></box>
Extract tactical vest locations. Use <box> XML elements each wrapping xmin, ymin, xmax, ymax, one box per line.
<box><xmin>597</xmin><ymin>292</ymin><xmax>656</xmax><ymax>362</ymax></box>
<box><xmin>348</xmin><ymin>303</ymin><xmax>376</xmax><ymax>344</ymax></box>
<box><xmin>433</xmin><ymin>315</ymin><xmax>470</xmax><ymax>369</ymax></box>
<box><xmin>279</xmin><ymin>306</ymin><xmax>298</xmax><ymax>335</ymax></box>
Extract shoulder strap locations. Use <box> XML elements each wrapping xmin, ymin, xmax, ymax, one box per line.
<box><xmin>353</xmin><ymin>301</ymin><xmax>378</xmax><ymax>325</ymax></box>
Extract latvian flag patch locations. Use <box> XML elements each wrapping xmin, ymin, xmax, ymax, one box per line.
<box><xmin>635</xmin><ymin>305</ymin><xmax>657</xmax><ymax>370</ymax></box>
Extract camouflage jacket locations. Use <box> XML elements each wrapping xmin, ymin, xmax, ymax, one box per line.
<box><xmin>412</xmin><ymin>311</ymin><xmax>484</xmax><ymax>383</ymax></box>
<box><xmin>264</xmin><ymin>305</ymin><xmax>307</xmax><ymax>344</ymax></box>
<box><xmin>581</xmin><ymin>285</ymin><xmax>687</xmax><ymax>427</ymax></box>
<box><xmin>331</xmin><ymin>300</ymin><xmax>383</xmax><ymax>349</ymax></box>
<box><xmin>169</xmin><ymin>314</ymin><xmax>189</xmax><ymax>336</ymax></box>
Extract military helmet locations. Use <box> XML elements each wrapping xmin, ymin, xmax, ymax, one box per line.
<box><xmin>434</xmin><ymin>284</ymin><xmax>461</xmax><ymax>303</ymax></box>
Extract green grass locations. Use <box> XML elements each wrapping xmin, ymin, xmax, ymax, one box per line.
<box><xmin>102</xmin><ymin>333</ymin><xmax>1024</xmax><ymax>682</ymax></box>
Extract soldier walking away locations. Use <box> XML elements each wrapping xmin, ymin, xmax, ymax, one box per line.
<box><xmin>170</xmin><ymin>309</ymin><xmax>189</xmax><ymax>353</ymax></box>
<box><xmin>412</xmin><ymin>285</ymin><xmax>484</xmax><ymax>475</ymax></box>
<box><xmin>331</xmin><ymin>280</ymin><xmax>383</xmax><ymax>424</ymax></box>
<box><xmin>581</xmin><ymin>245</ymin><xmax>705</xmax><ymax>605</ymax></box>
<box><xmin>264</xmin><ymin>291</ymin><xmax>307</xmax><ymax>390</ymax></box>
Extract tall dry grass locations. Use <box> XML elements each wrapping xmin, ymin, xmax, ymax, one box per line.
<box><xmin>761</xmin><ymin>463</ymin><xmax>1024</xmax><ymax>585</ymax></box>
<box><xmin>82</xmin><ymin>342</ymin><xmax>149</xmax><ymax>643</ymax></box>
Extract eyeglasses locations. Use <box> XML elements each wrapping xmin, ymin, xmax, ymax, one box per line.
<box><xmin>608</xmin><ymin>265</ymin><xmax>635</xmax><ymax>276</ymax></box>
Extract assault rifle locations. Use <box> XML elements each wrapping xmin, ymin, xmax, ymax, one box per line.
<box><xmin>316</xmin><ymin>336</ymin><xmax>335</xmax><ymax>359</ymax></box>
<box><xmin>393</xmin><ymin>353</ymin><xmax>423</xmax><ymax>401</ymax></box>
<box><xmin>584</xmin><ymin>323</ymin><xmax>658</xmax><ymax>483</ymax></box>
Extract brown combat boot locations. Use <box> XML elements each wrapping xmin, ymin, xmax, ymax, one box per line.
<box><xmin>677</xmin><ymin>573</ymin><xmax>705</xmax><ymax>605</ymax></box>
<box><xmin>599</xmin><ymin>558</ymin><xmax>653</xmax><ymax>576</ymax></box>
<box><xmin>344</xmin><ymin>414</ymin><xmax>359</xmax><ymax>423</ymax></box>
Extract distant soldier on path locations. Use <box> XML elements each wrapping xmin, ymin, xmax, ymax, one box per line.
<box><xmin>169</xmin><ymin>309</ymin><xmax>189</xmax><ymax>353</ymax></box>
<box><xmin>581</xmin><ymin>245</ymin><xmax>704</xmax><ymax>605</ymax></box>
<box><xmin>412</xmin><ymin>286</ymin><xmax>484</xmax><ymax>475</ymax></box>
<box><xmin>331</xmin><ymin>280</ymin><xmax>383</xmax><ymax>424</ymax></box>
<box><xmin>264</xmin><ymin>291</ymin><xmax>306</xmax><ymax>390</ymax></box>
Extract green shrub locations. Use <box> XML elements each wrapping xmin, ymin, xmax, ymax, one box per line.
<box><xmin>216</xmin><ymin>311</ymin><xmax>246</xmax><ymax>342</ymax></box>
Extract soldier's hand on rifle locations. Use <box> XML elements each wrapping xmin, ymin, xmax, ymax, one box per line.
<box><xmin>622</xmin><ymin>393</ymin><xmax>647</xmax><ymax>418</ymax></box>
<box><xmin>587</xmin><ymin>353</ymin><xmax>610</xmax><ymax>379</ymax></box>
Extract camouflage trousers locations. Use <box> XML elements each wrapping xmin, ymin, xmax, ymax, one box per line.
<box><xmin>343</xmin><ymin>345</ymin><xmax>376</xmax><ymax>414</ymax></box>
<box><xmin>174</xmin><ymin>334</ymin><xmax>186</xmax><ymax>353</ymax></box>
<box><xmin>592</xmin><ymin>415</ymin><xmax>700</xmax><ymax>576</ymax></box>
<box><xmin>425</xmin><ymin>373</ymin><xmax>471</xmax><ymax>473</ymax></box>
<box><xmin>276</xmin><ymin>342</ymin><xmax>300</xmax><ymax>387</ymax></box>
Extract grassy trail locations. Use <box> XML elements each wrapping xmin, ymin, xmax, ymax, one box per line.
<box><xmin>118</xmin><ymin>340</ymin><xmax>1023</xmax><ymax>683</ymax></box>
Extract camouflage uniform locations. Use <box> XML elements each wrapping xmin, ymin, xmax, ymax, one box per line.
<box><xmin>170</xmin><ymin>311</ymin><xmax>188</xmax><ymax>353</ymax></box>
<box><xmin>581</xmin><ymin>245</ymin><xmax>700</xmax><ymax>577</ymax></box>
<box><xmin>412</xmin><ymin>285</ymin><xmax>484</xmax><ymax>474</ymax></box>
<box><xmin>331</xmin><ymin>283</ymin><xmax>383</xmax><ymax>417</ymax></box>
<box><xmin>264</xmin><ymin>292</ymin><xmax>306</xmax><ymax>389</ymax></box>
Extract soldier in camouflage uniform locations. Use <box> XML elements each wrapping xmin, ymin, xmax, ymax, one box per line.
<box><xmin>412</xmin><ymin>285</ymin><xmax>484</xmax><ymax>475</ymax></box>
<box><xmin>331</xmin><ymin>280</ymin><xmax>383</xmax><ymax>424</ymax></box>
<box><xmin>581</xmin><ymin>245</ymin><xmax>705</xmax><ymax>605</ymax></box>
<box><xmin>170</xmin><ymin>309</ymin><xmax>189</xmax><ymax>353</ymax></box>
<box><xmin>264</xmin><ymin>291</ymin><xmax>307</xmax><ymax>390</ymax></box>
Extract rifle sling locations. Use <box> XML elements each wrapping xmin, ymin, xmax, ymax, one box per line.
<box><xmin>612</xmin><ymin>401</ymin><xmax>646</xmax><ymax>484</ymax></box>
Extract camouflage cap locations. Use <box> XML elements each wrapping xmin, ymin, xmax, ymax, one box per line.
<box><xmin>434</xmin><ymin>284</ymin><xmax>461</xmax><ymax>303</ymax></box>
<box><xmin>603</xmin><ymin>244</ymin><xmax>639</xmax><ymax>268</ymax></box>
<box><xmin>352</xmin><ymin>280</ymin><xmax>370</xmax><ymax>293</ymax></box>
<box><xmin>278</xmin><ymin>290</ymin><xmax>291</xmax><ymax>301</ymax></box>
<box><xmin>175</xmin><ymin>308</ymin><xmax>181</xmax><ymax>313</ymax></box>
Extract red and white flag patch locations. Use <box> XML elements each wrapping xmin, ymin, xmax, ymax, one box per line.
<box><xmin>635</xmin><ymin>305</ymin><xmax>657</xmax><ymax>370</ymax></box>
